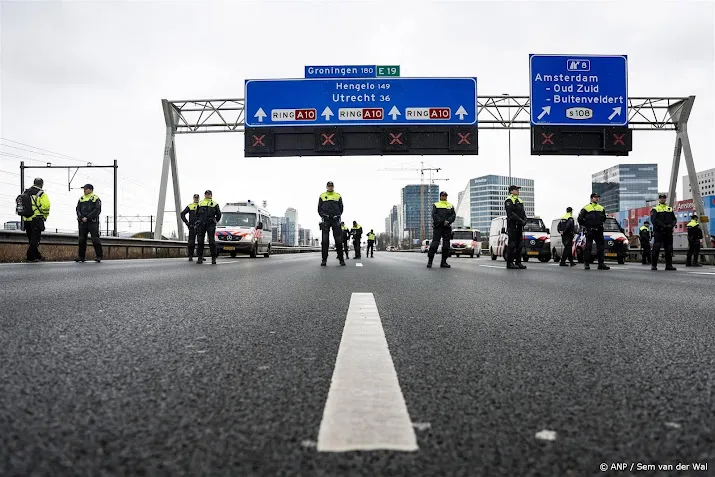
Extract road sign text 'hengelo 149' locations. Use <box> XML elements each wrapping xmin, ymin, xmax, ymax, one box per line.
<box><xmin>244</xmin><ymin>77</ymin><xmax>477</xmax><ymax>127</ymax></box>
<box><xmin>529</xmin><ymin>54</ymin><xmax>628</xmax><ymax>126</ymax></box>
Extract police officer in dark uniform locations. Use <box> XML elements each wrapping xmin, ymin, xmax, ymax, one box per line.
<box><xmin>505</xmin><ymin>185</ymin><xmax>527</xmax><ymax>270</ymax></box>
<box><xmin>181</xmin><ymin>194</ymin><xmax>200</xmax><ymax>261</ymax></box>
<box><xmin>366</xmin><ymin>230</ymin><xmax>376</xmax><ymax>257</ymax></box>
<box><xmin>650</xmin><ymin>193</ymin><xmax>677</xmax><ymax>271</ymax></box>
<box><xmin>558</xmin><ymin>206</ymin><xmax>576</xmax><ymax>267</ymax></box>
<box><xmin>351</xmin><ymin>221</ymin><xmax>363</xmax><ymax>259</ymax></box>
<box><xmin>75</xmin><ymin>184</ymin><xmax>103</xmax><ymax>263</ymax></box>
<box><xmin>638</xmin><ymin>221</ymin><xmax>652</xmax><ymax>265</ymax></box>
<box><xmin>686</xmin><ymin>213</ymin><xmax>703</xmax><ymax>267</ymax></box>
<box><xmin>318</xmin><ymin>181</ymin><xmax>345</xmax><ymax>266</ymax></box>
<box><xmin>195</xmin><ymin>190</ymin><xmax>221</xmax><ymax>265</ymax></box>
<box><xmin>339</xmin><ymin>221</ymin><xmax>350</xmax><ymax>259</ymax></box>
<box><xmin>427</xmin><ymin>191</ymin><xmax>456</xmax><ymax>268</ymax></box>
<box><xmin>577</xmin><ymin>192</ymin><xmax>610</xmax><ymax>270</ymax></box>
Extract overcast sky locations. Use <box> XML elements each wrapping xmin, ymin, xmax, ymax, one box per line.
<box><xmin>2</xmin><ymin>0</ymin><xmax>714</xmax><ymax>237</ymax></box>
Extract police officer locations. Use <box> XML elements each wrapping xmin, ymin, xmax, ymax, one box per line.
<box><xmin>639</xmin><ymin>221</ymin><xmax>652</xmax><ymax>265</ymax></box>
<box><xmin>577</xmin><ymin>193</ymin><xmax>610</xmax><ymax>270</ymax></box>
<box><xmin>427</xmin><ymin>191</ymin><xmax>456</xmax><ymax>268</ymax></box>
<box><xmin>686</xmin><ymin>214</ymin><xmax>703</xmax><ymax>267</ymax></box>
<box><xmin>505</xmin><ymin>185</ymin><xmax>527</xmax><ymax>270</ymax></box>
<box><xmin>195</xmin><ymin>190</ymin><xmax>221</xmax><ymax>264</ymax></box>
<box><xmin>351</xmin><ymin>221</ymin><xmax>363</xmax><ymax>259</ymax></box>
<box><xmin>75</xmin><ymin>184</ymin><xmax>103</xmax><ymax>263</ymax></box>
<box><xmin>21</xmin><ymin>177</ymin><xmax>50</xmax><ymax>262</ymax></box>
<box><xmin>558</xmin><ymin>206</ymin><xmax>576</xmax><ymax>267</ymax></box>
<box><xmin>339</xmin><ymin>221</ymin><xmax>350</xmax><ymax>259</ymax></box>
<box><xmin>366</xmin><ymin>229</ymin><xmax>376</xmax><ymax>257</ymax></box>
<box><xmin>650</xmin><ymin>193</ymin><xmax>677</xmax><ymax>271</ymax></box>
<box><xmin>318</xmin><ymin>181</ymin><xmax>345</xmax><ymax>266</ymax></box>
<box><xmin>181</xmin><ymin>194</ymin><xmax>200</xmax><ymax>261</ymax></box>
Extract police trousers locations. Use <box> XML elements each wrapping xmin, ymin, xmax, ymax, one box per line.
<box><xmin>78</xmin><ymin>221</ymin><xmax>103</xmax><ymax>259</ymax></box>
<box><xmin>196</xmin><ymin>222</ymin><xmax>217</xmax><ymax>258</ymax></box>
<box><xmin>652</xmin><ymin>228</ymin><xmax>673</xmax><ymax>267</ymax></box>
<box><xmin>428</xmin><ymin>225</ymin><xmax>451</xmax><ymax>262</ymax></box>
<box><xmin>321</xmin><ymin>218</ymin><xmax>343</xmax><ymax>260</ymax></box>
<box><xmin>506</xmin><ymin>226</ymin><xmax>523</xmax><ymax>263</ymax></box>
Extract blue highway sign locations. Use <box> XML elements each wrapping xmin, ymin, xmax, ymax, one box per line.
<box><xmin>305</xmin><ymin>65</ymin><xmax>379</xmax><ymax>78</ymax></box>
<box><xmin>244</xmin><ymin>77</ymin><xmax>477</xmax><ymax>127</ymax></box>
<box><xmin>529</xmin><ymin>54</ymin><xmax>628</xmax><ymax>126</ymax></box>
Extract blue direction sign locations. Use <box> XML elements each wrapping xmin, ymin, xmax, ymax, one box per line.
<box><xmin>529</xmin><ymin>54</ymin><xmax>628</xmax><ymax>126</ymax></box>
<box><xmin>244</xmin><ymin>77</ymin><xmax>477</xmax><ymax>127</ymax></box>
<box><xmin>305</xmin><ymin>65</ymin><xmax>378</xmax><ymax>78</ymax></box>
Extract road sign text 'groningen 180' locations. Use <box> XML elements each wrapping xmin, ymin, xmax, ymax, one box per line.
<box><xmin>529</xmin><ymin>54</ymin><xmax>628</xmax><ymax>126</ymax></box>
<box><xmin>244</xmin><ymin>77</ymin><xmax>477</xmax><ymax>127</ymax></box>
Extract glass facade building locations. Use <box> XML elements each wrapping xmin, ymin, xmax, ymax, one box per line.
<box><xmin>401</xmin><ymin>184</ymin><xmax>439</xmax><ymax>243</ymax></box>
<box><xmin>591</xmin><ymin>164</ymin><xmax>658</xmax><ymax>213</ymax></box>
<box><xmin>455</xmin><ymin>175</ymin><xmax>535</xmax><ymax>235</ymax></box>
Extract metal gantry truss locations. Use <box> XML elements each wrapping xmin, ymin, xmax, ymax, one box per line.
<box><xmin>155</xmin><ymin>95</ymin><xmax>710</xmax><ymax>247</ymax></box>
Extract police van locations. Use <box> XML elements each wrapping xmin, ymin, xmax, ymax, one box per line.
<box><xmin>449</xmin><ymin>227</ymin><xmax>481</xmax><ymax>258</ymax></box>
<box><xmin>489</xmin><ymin>216</ymin><xmax>551</xmax><ymax>262</ymax></box>
<box><xmin>215</xmin><ymin>200</ymin><xmax>272</xmax><ymax>258</ymax></box>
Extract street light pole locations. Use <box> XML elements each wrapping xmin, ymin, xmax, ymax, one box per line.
<box><xmin>504</xmin><ymin>93</ymin><xmax>512</xmax><ymax>184</ymax></box>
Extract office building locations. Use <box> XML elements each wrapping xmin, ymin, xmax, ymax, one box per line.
<box><xmin>284</xmin><ymin>208</ymin><xmax>298</xmax><ymax>246</ymax></box>
<box><xmin>401</xmin><ymin>184</ymin><xmax>439</xmax><ymax>243</ymax></box>
<box><xmin>591</xmin><ymin>164</ymin><xmax>658</xmax><ymax>213</ymax></box>
<box><xmin>682</xmin><ymin>167</ymin><xmax>715</xmax><ymax>200</ymax></box>
<box><xmin>455</xmin><ymin>175</ymin><xmax>535</xmax><ymax>235</ymax></box>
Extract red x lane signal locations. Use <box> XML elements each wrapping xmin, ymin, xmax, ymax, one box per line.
<box><xmin>252</xmin><ymin>135</ymin><xmax>265</xmax><ymax>147</ymax></box>
<box><xmin>321</xmin><ymin>133</ymin><xmax>335</xmax><ymax>146</ymax></box>
<box><xmin>612</xmin><ymin>133</ymin><xmax>625</xmax><ymax>146</ymax></box>
<box><xmin>541</xmin><ymin>133</ymin><xmax>554</xmax><ymax>145</ymax></box>
<box><xmin>389</xmin><ymin>132</ymin><xmax>403</xmax><ymax>145</ymax></box>
<box><xmin>457</xmin><ymin>132</ymin><xmax>471</xmax><ymax>145</ymax></box>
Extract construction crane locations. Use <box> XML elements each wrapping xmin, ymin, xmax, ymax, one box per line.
<box><xmin>378</xmin><ymin>162</ymin><xmax>445</xmax><ymax>244</ymax></box>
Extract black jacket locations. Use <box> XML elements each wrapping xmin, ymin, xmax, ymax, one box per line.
<box><xmin>638</xmin><ymin>227</ymin><xmax>651</xmax><ymax>244</ymax></box>
<box><xmin>505</xmin><ymin>196</ymin><xmax>527</xmax><ymax>229</ymax></box>
<box><xmin>687</xmin><ymin>223</ymin><xmax>703</xmax><ymax>242</ymax></box>
<box><xmin>318</xmin><ymin>191</ymin><xmax>343</xmax><ymax>219</ymax></box>
<box><xmin>195</xmin><ymin>199</ymin><xmax>221</xmax><ymax>224</ymax></box>
<box><xmin>76</xmin><ymin>194</ymin><xmax>102</xmax><ymax>222</ymax></box>
<box><xmin>578</xmin><ymin>203</ymin><xmax>607</xmax><ymax>230</ymax></box>
<box><xmin>181</xmin><ymin>202</ymin><xmax>198</xmax><ymax>226</ymax></box>
<box><xmin>650</xmin><ymin>205</ymin><xmax>676</xmax><ymax>231</ymax></box>
<box><xmin>560</xmin><ymin>217</ymin><xmax>575</xmax><ymax>237</ymax></box>
<box><xmin>431</xmin><ymin>201</ymin><xmax>456</xmax><ymax>228</ymax></box>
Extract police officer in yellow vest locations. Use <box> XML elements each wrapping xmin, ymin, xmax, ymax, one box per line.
<box><xmin>505</xmin><ymin>185</ymin><xmax>527</xmax><ymax>269</ymax></box>
<box><xmin>351</xmin><ymin>221</ymin><xmax>363</xmax><ymax>259</ymax></box>
<box><xmin>577</xmin><ymin>192</ymin><xmax>610</xmax><ymax>270</ymax></box>
<box><xmin>181</xmin><ymin>194</ymin><xmax>200</xmax><ymax>261</ymax></box>
<box><xmin>686</xmin><ymin>213</ymin><xmax>703</xmax><ymax>267</ymax></box>
<box><xmin>318</xmin><ymin>181</ymin><xmax>345</xmax><ymax>266</ymax></box>
<box><xmin>427</xmin><ymin>191</ymin><xmax>456</xmax><ymax>268</ymax></box>
<box><xmin>339</xmin><ymin>221</ymin><xmax>351</xmax><ymax>259</ymax></box>
<box><xmin>366</xmin><ymin>230</ymin><xmax>376</xmax><ymax>257</ymax></box>
<box><xmin>639</xmin><ymin>221</ymin><xmax>652</xmax><ymax>265</ymax></box>
<box><xmin>75</xmin><ymin>184</ymin><xmax>103</xmax><ymax>263</ymax></box>
<box><xmin>650</xmin><ymin>193</ymin><xmax>677</xmax><ymax>271</ymax></box>
<box><xmin>558</xmin><ymin>207</ymin><xmax>576</xmax><ymax>266</ymax></box>
<box><xmin>195</xmin><ymin>190</ymin><xmax>221</xmax><ymax>264</ymax></box>
<box><xmin>20</xmin><ymin>177</ymin><xmax>50</xmax><ymax>262</ymax></box>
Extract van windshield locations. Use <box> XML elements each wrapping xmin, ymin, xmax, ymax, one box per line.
<box><xmin>603</xmin><ymin>218</ymin><xmax>623</xmax><ymax>232</ymax></box>
<box><xmin>452</xmin><ymin>231</ymin><xmax>474</xmax><ymax>240</ymax></box>
<box><xmin>219</xmin><ymin>212</ymin><xmax>256</xmax><ymax>227</ymax></box>
<box><xmin>523</xmin><ymin>218</ymin><xmax>547</xmax><ymax>232</ymax></box>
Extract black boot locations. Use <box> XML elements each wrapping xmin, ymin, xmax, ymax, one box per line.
<box><xmin>427</xmin><ymin>256</ymin><xmax>433</xmax><ymax>268</ymax></box>
<box><xmin>598</xmin><ymin>263</ymin><xmax>610</xmax><ymax>270</ymax></box>
<box><xmin>516</xmin><ymin>260</ymin><xmax>526</xmax><ymax>269</ymax></box>
<box><xmin>197</xmin><ymin>256</ymin><xmax>204</xmax><ymax>264</ymax></box>
<box><xmin>321</xmin><ymin>259</ymin><xmax>327</xmax><ymax>266</ymax></box>
<box><xmin>440</xmin><ymin>261</ymin><xmax>451</xmax><ymax>268</ymax></box>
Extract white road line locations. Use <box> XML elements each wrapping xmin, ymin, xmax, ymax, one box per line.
<box><xmin>356</xmin><ymin>263</ymin><xmax>363</xmax><ymax>267</ymax></box>
<box><xmin>317</xmin><ymin>292</ymin><xmax>418</xmax><ymax>453</ymax></box>
<box><xmin>478</xmin><ymin>264</ymin><xmax>505</xmax><ymax>269</ymax></box>
<box><xmin>686</xmin><ymin>271</ymin><xmax>715</xmax><ymax>275</ymax></box>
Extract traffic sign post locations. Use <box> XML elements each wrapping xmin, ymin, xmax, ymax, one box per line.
<box><xmin>245</xmin><ymin>77</ymin><xmax>477</xmax><ymax>127</ymax></box>
<box><xmin>529</xmin><ymin>54</ymin><xmax>628</xmax><ymax>126</ymax></box>
<box><xmin>305</xmin><ymin>65</ymin><xmax>401</xmax><ymax>78</ymax></box>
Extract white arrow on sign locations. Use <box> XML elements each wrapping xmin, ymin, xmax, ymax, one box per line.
<box><xmin>254</xmin><ymin>107</ymin><xmax>267</xmax><ymax>123</ymax></box>
<box><xmin>537</xmin><ymin>106</ymin><xmax>551</xmax><ymax>120</ymax></box>
<box><xmin>456</xmin><ymin>105</ymin><xmax>467</xmax><ymax>120</ymax></box>
<box><xmin>322</xmin><ymin>106</ymin><xmax>334</xmax><ymax>120</ymax></box>
<box><xmin>608</xmin><ymin>107</ymin><xmax>622</xmax><ymax>121</ymax></box>
<box><xmin>388</xmin><ymin>106</ymin><xmax>401</xmax><ymax>120</ymax></box>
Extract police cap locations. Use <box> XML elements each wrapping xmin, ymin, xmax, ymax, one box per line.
<box><xmin>82</xmin><ymin>183</ymin><xmax>94</xmax><ymax>190</ymax></box>
<box><xmin>509</xmin><ymin>185</ymin><xmax>520</xmax><ymax>192</ymax></box>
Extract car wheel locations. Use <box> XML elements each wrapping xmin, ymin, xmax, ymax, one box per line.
<box><xmin>491</xmin><ymin>248</ymin><xmax>497</xmax><ymax>260</ymax></box>
<box><xmin>539</xmin><ymin>256</ymin><xmax>550</xmax><ymax>263</ymax></box>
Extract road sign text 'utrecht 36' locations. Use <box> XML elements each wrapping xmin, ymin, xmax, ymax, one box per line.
<box><xmin>529</xmin><ymin>54</ymin><xmax>628</xmax><ymax>127</ymax></box>
<box><xmin>244</xmin><ymin>77</ymin><xmax>478</xmax><ymax>127</ymax></box>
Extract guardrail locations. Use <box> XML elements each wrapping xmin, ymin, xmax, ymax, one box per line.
<box><xmin>0</xmin><ymin>231</ymin><xmax>319</xmax><ymax>262</ymax></box>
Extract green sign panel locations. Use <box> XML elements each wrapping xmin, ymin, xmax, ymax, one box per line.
<box><xmin>377</xmin><ymin>65</ymin><xmax>400</xmax><ymax>77</ymax></box>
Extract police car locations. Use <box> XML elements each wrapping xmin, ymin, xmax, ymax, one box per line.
<box><xmin>449</xmin><ymin>227</ymin><xmax>481</xmax><ymax>258</ymax></box>
<box><xmin>573</xmin><ymin>217</ymin><xmax>629</xmax><ymax>264</ymax></box>
<box><xmin>215</xmin><ymin>200</ymin><xmax>272</xmax><ymax>258</ymax></box>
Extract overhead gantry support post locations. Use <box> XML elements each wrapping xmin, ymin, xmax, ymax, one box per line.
<box><xmin>666</xmin><ymin>96</ymin><xmax>712</xmax><ymax>258</ymax></box>
<box><xmin>155</xmin><ymin>99</ymin><xmax>185</xmax><ymax>241</ymax></box>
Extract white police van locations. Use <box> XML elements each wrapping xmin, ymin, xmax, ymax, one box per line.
<box><xmin>215</xmin><ymin>200</ymin><xmax>272</xmax><ymax>258</ymax></box>
<box><xmin>449</xmin><ymin>227</ymin><xmax>481</xmax><ymax>258</ymax></box>
<box><xmin>489</xmin><ymin>216</ymin><xmax>551</xmax><ymax>262</ymax></box>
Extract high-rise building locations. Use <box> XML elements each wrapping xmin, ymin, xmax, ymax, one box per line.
<box><xmin>455</xmin><ymin>175</ymin><xmax>535</xmax><ymax>235</ymax></box>
<box><xmin>284</xmin><ymin>208</ymin><xmax>298</xmax><ymax>246</ymax></box>
<box><xmin>401</xmin><ymin>184</ymin><xmax>439</xmax><ymax>243</ymax></box>
<box><xmin>591</xmin><ymin>164</ymin><xmax>658</xmax><ymax>213</ymax></box>
<box><xmin>682</xmin><ymin>167</ymin><xmax>715</xmax><ymax>200</ymax></box>
<box><xmin>270</xmin><ymin>215</ymin><xmax>284</xmax><ymax>243</ymax></box>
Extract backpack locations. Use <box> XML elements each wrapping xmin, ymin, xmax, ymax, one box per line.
<box><xmin>15</xmin><ymin>191</ymin><xmax>41</xmax><ymax>218</ymax></box>
<box><xmin>557</xmin><ymin>219</ymin><xmax>566</xmax><ymax>234</ymax></box>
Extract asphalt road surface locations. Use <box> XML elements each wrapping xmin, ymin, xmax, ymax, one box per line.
<box><xmin>1</xmin><ymin>251</ymin><xmax>713</xmax><ymax>476</ymax></box>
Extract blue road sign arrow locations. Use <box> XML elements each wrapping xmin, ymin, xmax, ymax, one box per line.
<box><xmin>529</xmin><ymin>54</ymin><xmax>628</xmax><ymax>126</ymax></box>
<box><xmin>244</xmin><ymin>77</ymin><xmax>477</xmax><ymax>127</ymax></box>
